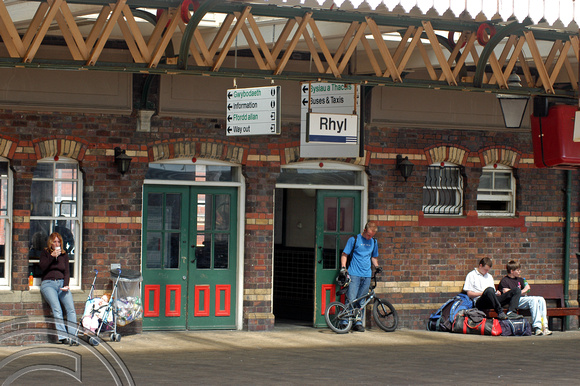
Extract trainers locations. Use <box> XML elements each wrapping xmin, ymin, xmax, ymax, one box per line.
<box><xmin>507</xmin><ymin>311</ymin><xmax>523</xmax><ymax>319</ymax></box>
<box><xmin>352</xmin><ymin>324</ymin><xmax>365</xmax><ymax>332</ymax></box>
<box><xmin>534</xmin><ymin>328</ymin><xmax>543</xmax><ymax>336</ymax></box>
<box><xmin>497</xmin><ymin>312</ymin><xmax>508</xmax><ymax>320</ymax></box>
<box><xmin>543</xmin><ymin>328</ymin><xmax>553</xmax><ymax>336</ymax></box>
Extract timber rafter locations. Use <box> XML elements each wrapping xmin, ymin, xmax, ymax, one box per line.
<box><xmin>0</xmin><ymin>0</ymin><xmax>578</xmax><ymax>98</ymax></box>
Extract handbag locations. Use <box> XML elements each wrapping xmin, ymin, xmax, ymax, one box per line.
<box><xmin>452</xmin><ymin>313</ymin><xmax>502</xmax><ymax>336</ymax></box>
<box><xmin>464</xmin><ymin>317</ymin><xmax>502</xmax><ymax>336</ymax></box>
<box><xmin>499</xmin><ymin>319</ymin><xmax>532</xmax><ymax>336</ymax></box>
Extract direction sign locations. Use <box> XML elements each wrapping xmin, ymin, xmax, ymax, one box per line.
<box><xmin>300</xmin><ymin>83</ymin><xmax>357</xmax><ymax>112</ymax></box>
<box><xmin>226</xmin><ymin>86</ymin><xmax>280</xmax><ymax>136</ymax></box>
<box><xmin>300</xmin><ymin>82</ymin><xmax>360</xmax><ymax>157</ymax></box>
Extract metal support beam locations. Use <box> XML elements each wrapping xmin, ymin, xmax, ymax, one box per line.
<box><xmin>178</xmin><ymin>0</ymin><xmax>222</xmax><ymax>69</ymax></box>
<box><xmin>0</xmin><ymin>0</ymin><xmax>577</xmax><ymax>99</ymax></box>
<box><xmin>474</xmin><ymin>21</ymin><xmax>531</xmax><ymax>88</ymax></box>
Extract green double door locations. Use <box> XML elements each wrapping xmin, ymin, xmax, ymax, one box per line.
<box><xmin>313</xmin><ymin>190</ymin><xmax>361</xmax><ymax>327</ymax></box>
<box><xmin>142</xmin><ymin>185</ymin><xmax>237</xmax><ymax>330</ymax></box>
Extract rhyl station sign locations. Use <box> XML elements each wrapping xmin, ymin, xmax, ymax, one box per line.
<box><xmin>300</xmin><ymin>82</ymin><xmax>360</xmax><ymax>157</ymax></box>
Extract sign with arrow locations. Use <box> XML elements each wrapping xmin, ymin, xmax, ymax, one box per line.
<box><xmin>300</xmin><ymin>82</ymin><xmax>360</xmax><ymax>157</ymax></box>
<box><xmin>226</xmin><ymin>86</ymin><xmax>280</xmax><ymax>136</ymax></box>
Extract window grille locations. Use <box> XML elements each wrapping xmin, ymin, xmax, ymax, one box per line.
<box><xmin>422</xmin><ymin>165</ymin><xmax>464</xmax><ymax>215</ymax></box>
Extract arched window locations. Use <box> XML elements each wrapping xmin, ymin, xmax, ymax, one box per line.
<box><xmin>422</xmin><ymin>162</ymin><xmax>464</xmax><ymax>215</ymax></box>
<box><xmin>0</xmin><ymin>158</ymin><xmax>12</xmax><ymax>288</ymax></box>
<box><xmin>477</xmin><ymin>164</ymin><xmax>516</xmax><ymax>216</ymax></box>
<box><xmin>28</xmin><ymin>158</ymin><xmax>82</xmax><ymax>287</ymax></box>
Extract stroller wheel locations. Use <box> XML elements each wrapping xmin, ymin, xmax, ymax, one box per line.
<box><xmin>111</xmin><ymin>333</ymin><xmax>121</xmax><ymax>342</ymax></box>
<box><xmin>89</xmin><ymin>337</ymin><xmax>100</xmax><ymax>346</ymax></box>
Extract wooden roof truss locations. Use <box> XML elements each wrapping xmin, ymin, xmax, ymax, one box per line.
<box><xmin>0</xmin><ymin>0</ymin><xmax>578</xmax><ymax>98</ymax></box>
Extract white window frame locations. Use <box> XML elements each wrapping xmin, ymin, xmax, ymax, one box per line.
<box><xmin>477</xmin><ymin>164</ymin><xmax>516</xmax><ymax>217</ymax></box>
<box><xmin>29</xmin><ymin>158</ymin><xmax>82</xmax><ymax>288</ymax></box>
<box><xmin>422</xmin><ymin>162</ymin><xmax>464</xmax><ymax>215</ymax></box>
<box><xmin>0</xmin><ymin>158</ymin><xmax>12</xmax><ymax>289</ymax></box>
<box><xmin>144</xmin><ymin>158</ymin><xmax>242</xmax><ymax>187</ymax></box>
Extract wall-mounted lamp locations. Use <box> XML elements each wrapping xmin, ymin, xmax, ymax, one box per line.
<box><xmin>396</xmin><ymin>155</ymin><xmax>414</xmax><ymax>181</ymax></box>
<box><xmin>114</xmin><ymin>147</ymin><xmax>132</xmax><ymax>175</ymax></box>
<box><xmin>497</xmin><ymin>72</ymin><xmax>529</xmax><ymax>128</ymax></box>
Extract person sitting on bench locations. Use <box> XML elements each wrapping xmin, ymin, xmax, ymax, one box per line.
<box><xmin>498</xmin><ymin>260</ymin><xmax>553</xmax><ymax>336</ymax></box>
<box><xmin>463</xmin><ymin>257</ymin><xmax>521</xmax><ymax>320</ymax></box>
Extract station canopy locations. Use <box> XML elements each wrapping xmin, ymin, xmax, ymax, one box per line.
<box><xmin>1</xmin><ymin>0</ymin><xmax>579</xmax><ymax>98</ymax></box>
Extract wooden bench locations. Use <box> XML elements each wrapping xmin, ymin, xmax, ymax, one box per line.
<box><xmin>484</xmin><ymin>283</ymin><xmax>580</xmax><ymax>331</ymax></box>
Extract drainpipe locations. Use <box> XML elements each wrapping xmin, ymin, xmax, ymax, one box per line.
<box><xmin>562</xmin><ymin>171</ymin><xmax>572</xmax><ymax>330</ymax></box>
<box><xmin>564</xmin><ymin>170</ymin><xmax>571</xmax><ymax>310</ymax></box>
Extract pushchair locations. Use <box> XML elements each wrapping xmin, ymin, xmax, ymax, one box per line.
<box><xmin>79</xmin><ymin>269</ymin><xmax>122</xmax><ymax>345</ymax></box>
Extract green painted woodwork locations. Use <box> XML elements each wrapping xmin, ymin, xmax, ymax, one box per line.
<box><xmin>142</xmin><ymin>185</ymin><xmax>237</xmax><ymax>330</ymax></box>
<box><xmin>313</xmin><ymin>190</ymin><xmax>361</xmax><ymax>328</ymax></box>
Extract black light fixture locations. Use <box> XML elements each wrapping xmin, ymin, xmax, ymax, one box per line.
<box><xmin>396</xmin><ymin>155</ymin><xmax>414</xmax><ymax>181</ymax></box>
<box><xmin>497</xmin><ymin>72</ymin><xmax>529</xmax><ymax>128</ymax></box>
<box><xmin>114</xmin><ymin>147</ymin><xmax>132</xmax><ymax>175</ymax></box>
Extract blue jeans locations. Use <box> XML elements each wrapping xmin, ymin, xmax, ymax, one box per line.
<box><xmin>40</xmin><ymin>279</ymin><xmax>77</xmax><ymax>340</ymax></box>
<box><xmin>346</xmin><ymin>275</ymin><xmax>371</xmax><ymax>326</ymax></box>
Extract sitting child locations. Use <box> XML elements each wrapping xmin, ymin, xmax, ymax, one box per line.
<box><xmin>81</xmin><ymin>293</ymin><xmax>112</xmax><ymax>332</ymax></box>
<box><xmin>498</xmin><ymin>261</ymin><xmax>552</xmax><ymax>336</ymax></box>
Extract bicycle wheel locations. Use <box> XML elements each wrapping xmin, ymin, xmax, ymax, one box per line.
<box><xmin>373</xmin><ymin>298</ymin><xmax>398</xmax><ymax>332</ymax></box>
<box><xmin>325</xmin><ymin>302</ymin><xmax>352</xmax><ymax>334</ymax></box>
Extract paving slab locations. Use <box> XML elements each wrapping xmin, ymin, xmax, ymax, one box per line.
<box><xmin>1</xmin><ymin>323</ymin><xmax>579</xmax><ymax>385</ymax></box>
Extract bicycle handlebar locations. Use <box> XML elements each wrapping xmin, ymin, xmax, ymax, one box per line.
<box><xmin>370</xmin><ymin>270</ymin><xmax>380</xmax><ymax>290</ymax></box>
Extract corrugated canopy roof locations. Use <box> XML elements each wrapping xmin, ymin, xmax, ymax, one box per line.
<box><xmin>263</xmin><ymin>0</ymin><xmax>580</xmax><ymax>30</ymax></box>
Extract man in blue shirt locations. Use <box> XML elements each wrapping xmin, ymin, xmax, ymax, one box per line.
<box><xmin>340</xmin><ymin>221</ymin><xmax>381</xmax><ymax>332</ymax></box>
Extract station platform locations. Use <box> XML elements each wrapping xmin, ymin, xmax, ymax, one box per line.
<box><xmin>1</xmin><ymin>321</ymin><xmax>578</xmax><ymax>385</ymax></box>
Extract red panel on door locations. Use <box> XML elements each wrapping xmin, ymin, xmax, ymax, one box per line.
<box><xmin>194</xmin><ymin>285</ymin><xmax>210</xmax><ymax>317</ymax></box>
<box><xmin>321</xmin><ymin>284</ymin><xmax>336</xmax><ymax>315</ymax></box>
<box><xmin>215</xmin><ymin>285</ymin><xmax>231</xmax><ymax>317</ymax></box>
<box><xmin>144</xmin><ymin>285</ymin><xmax>160</xmax><ymax>317</ymax></box>
<box><xmin>165</xmin><ymin>284</ymin><xmax>181</xmax><ymax>317</ymax></box>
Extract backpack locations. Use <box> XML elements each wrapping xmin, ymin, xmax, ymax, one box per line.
<box><xmin>427</xmin><ymin>293</ymin><xmax>474</xmax><ymax>332</ymax></box>
<box><xmin>345</xmin><ymin>234</ymin><xmax>377</xmax><ymax>269</ymax></box>
<box><xmin>499</xmin><ymin>318</ymin><xmax>532</xmax><ymax>336</ymax></box>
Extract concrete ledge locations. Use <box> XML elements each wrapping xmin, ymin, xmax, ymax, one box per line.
<box><xmin>0</xmin><ymin>290</ymin><xmax>92</xmax><ymax>303</ymax></box>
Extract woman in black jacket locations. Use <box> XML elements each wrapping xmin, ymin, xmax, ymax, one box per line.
<box><xmin>39</xmin><ymin>232</ymin><xmax>78</xmax><ymax>345</ymax></box>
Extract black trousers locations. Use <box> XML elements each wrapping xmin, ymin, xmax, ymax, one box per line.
<box><xmin>475</xmin><ymin>287</ymin><xmax>521</xmax><ymax>314</ymax></box>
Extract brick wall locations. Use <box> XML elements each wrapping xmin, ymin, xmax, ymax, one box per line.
<box><xmin>1</xmin><ymin>109</ymin><xmax>578</xmax><ymax>332</ymax></box>
<box><xmin>365</xmin><ymin>126</ymin><xmax>579</xmax><ymax>329</ymax></box>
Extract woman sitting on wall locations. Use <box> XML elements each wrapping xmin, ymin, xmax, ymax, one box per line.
<box><xmin>39</xmin><ymin>232</ymin><xmax>78</xmax><ymax>345</ymax></box>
